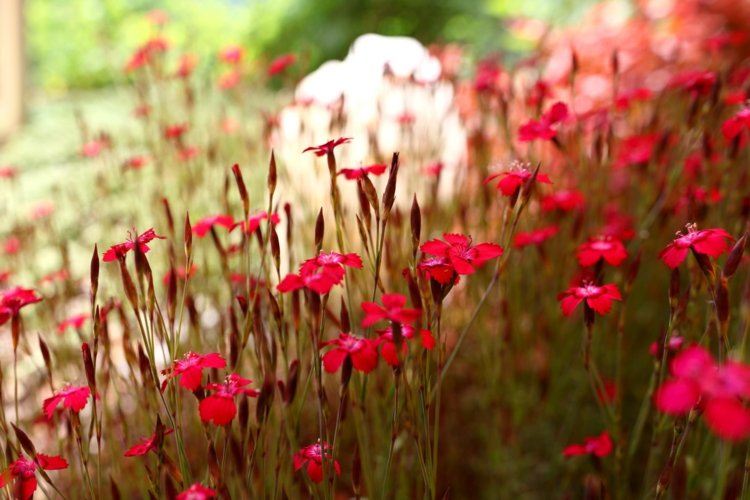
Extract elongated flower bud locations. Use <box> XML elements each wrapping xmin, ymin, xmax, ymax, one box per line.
<box><xmin>12</xmin><ymin>424</ymin><xmax>37</xmax><ymax>457</ymax></box>
<box><xmin>723</xmin><ymin>233</ymin><xmax>746</xmax><ymax>279</ymax></box>
<box><xmin>90</xmin><ymin>244</ymin><xmax>99</xmax><ymax>307</ymax></box>
<box><xmin>231</xmin><ymin>163</ymin><xmax>250</xmax><ymax>217</ymax></box>
<box><xmin>411</xmin><ymin>195</ymin><xmax>421</xmax><ymax>259</ymax></box>
<box><xmin>268</xmin><ymin>150</ymin><xmax>277</xmax><ymax>198</ymax></box>
<box><xmin>82</xmin><ymin>342</ymin><xmax>97</xmax><ymax>392</ymax></box>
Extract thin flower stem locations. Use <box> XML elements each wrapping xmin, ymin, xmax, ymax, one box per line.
<box><xmin>380</xmin><ymin>374</ymin><xmax>400</xmax><ymax>500</ymax></box>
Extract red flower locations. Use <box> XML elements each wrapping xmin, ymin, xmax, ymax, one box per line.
<box><xmin>43</xmin><ymin>385</ymin><xmax>91</xmax><ymax>419</ymax></box>
<box><xmin>218</xmin><ymin>70</ymin><xmax>241</xmax><ymax>89</ymax></box>
<box><xmin>161</xmin><ymin>352</ymin><xmax>227</xmax><ymax>392</ymax></box>
<box><xmin>658</xmin><ymin>224</ymin><xmax>734</xmax><ymax>269</ymax></box>
<box><xmin>361</xmin><ymin>293</ymin><xmax>421</xmax><ymax>327</ymax></box>
<box><xmin>219</xmin><ymin>45</ymin><xmax>244</xmax><ymax>65</ymax></box>
<box><xmin>562</xmin><ymin>431</ymin><xmax>613</xmax><ymax>458</ymax></box>
<box><xmin>192</xmin><ymin>215</ymin><xmax>235</xmax><ymax>238</ymax></box>
<box><xmin>576</xmin><ymin>237</ymin><xmax>628</xmax><ymax>267</ymax></box>
<box><xmin>124</xmin><ymin>428</ymin><xmax>174</xmax><ymax>457</ymax></box>
<box><xmin>103</xmin><ymin>228</ymin><xmax>165</xmax><ymax>262</ymax></box>
<box><xmin>0</xmin><ymin>287</ymin><xmax>42</xmax><ymax>323</ymax></box>
<box><xmin>4</xmin><ymin>236</ymin><xmax>20</xmax><ymax>255</ymax></box>
<box><xmin>320</xmin><ymin>333</ymin><xmax>379</xmax><ymax>374</ymax></box>
<box><xmin>654</xmin><ymin>345</ymin><xmax>750</xmax><ymax>441</ymax></box>
<box><xmin>484</xmin><ymin>166</ymin><xmax>552</xmax><ymax>197</ymax></box>
<box><xmin>175</xmin><ymin>54</ymin><xmax>198</xmax><ymax>79</ymax></box>
<box><xmin>39</xmin><ymin>269</ymin><xmax>68</xmax><ymax>284</ymax></box>
<box><xmin>615</xmin><ymin>87</ymin><xmax>652</xmax><ymax>110</ymax></box>
<box><xmin>420</xmin><ymin>233</ymin><xmax>503</xmax><ymax>277</ymax></box>
<box><xmin>721</xmin><ymin>106</ymin><xmax>750</xmax><ymax>141</ymax></box>
<box><xmin>376</xmin><ymin>325</ymin><xmax>435</xmax><ymax>367</ymax></box>
<box><xmin>268</xmin><ymin>53</ymin><xmax>296</xmax><ymax>76</ymax></box>
<box><xmin>199</xmin><ymin>373</ymin><xmax>258</xmax><ymax>426</ymax></box>
<box><xmin>614</xmin><ymin>133</ymin><xmax>659</xmax><ymax>168</ymax></box>
<box><xmin>294</xmin><ymin>442</ymin><xmax>341</xmax><ymax>483</ymax></box>
<box><xmin>57</xmin><ymin>313</ymin><xmax>89</xmax><ymax>334</ymax></box>
<box><xmin>277</xmin><ymin>252</ymin><xmax>362</xmax><ymax>295</ymax></box>
<box><xmin>303</xmin><ymin>137</ymin><xmax>352</xmax><ymax>157</ymax></box>
<box><xmin>163</xmin><ymin>264</ymin><xmax>198</xmax><ymax>286</ymax></box>
<box><xmin>233</xmin><ymin>211</ymin><xmax>281</xmax><ymax>234</ymax></box>
<box><xmin>176</xmin><ymin>483</ymin><xmax>218</xmax><ymax>500</ymax></box>
<box><xmin>0</xmin><ymin>165</ymin><xmax>18</xmax><ymax>179</ymax></box>
<box><xmin>518</xmin><ymin>102</ymin><xmax>568</xmax><ymax>141</ymax></box>
<box><xmin>557</xmin><ymin>283</ymin><xmax>622</xmax><ymax>316</ymax></box>
<box><xmin>123</xmin><ymin>155</ymin><xmax>149</xmax><ymax>171</ymax></box>
<box><xmin>338</xmin><ymin>164</ymin><xmax>387</xmax><ymax>180</ymax></box>
<box><xmin>164</xmin><ymin>124</ymin><xmax>188</xmax><ymax>140</ymax></box>
<box><xmin>513</xmin><ymin>226</ymin><xmax>558</xmax><ymax>248</ymax></box>
<box><xmin>540</xmin><ymin>189</ymin><xmax>585</xmax><ymax>212</ymax></box>
<box><xmin>0</xmin><ymin>454</ymin><xmax>68</xmax><ymax>500</ymax></box>
<box><xmin>416</xmin><ymin>257</ymin><xmax>455</xmax><ymax>285</ymax></box>
<box><xmin>669</xmin><ymin>69</ymin><xmax>717</xmax><ymax>96</ymax></box>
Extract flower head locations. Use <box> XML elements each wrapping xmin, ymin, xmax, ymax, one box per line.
<box><xmin>199</xmin><ymin>373</ymin><xmax>258</xmax><ymax>426</ymax></box>
<box><xmin>576</xmin><ymin>236</ymin><xmax>628</xmax><ymax>267</ymax></box>
<box><xmin>557</xmin><ymin>283</ymin><xmax>622</xmax><ymax>316</ymax></box>
<box><xmin>518</xmin><ymin>102</ymin><xmax>568</xmax><ymax>141</ymax></box>
<box><xmin>302</xmin><ymin>137</ymin><xmax>352</xmax><ymax>157</ymax></box>
<box><xmin>484</xmin><ymin>162</ymin><xmax>551</xmax><ymax>197</ymax></box>
<box><xmin>0</xmin><ymin>454</ymin><xmax>68</xmax><ymax>500</ymax></box>
<box><xmin>417</xmin><ymin>256</ymin><xmax>455</xmax><ymax>285</ymax></box>
<box><xmin>722</xmin><ymin>106</ymin><xmax>750</xmax><ymax>141</ymax></box>
<box><xmin>277</xmin><ymin>252</ymin><xmax>362</xmax><ymax>295</ymax></box>
<box><xmin>376</xmin><ymin>325</ymin><xmax>435</xmax><ymax>367</ymax></box>
<box><xmin>177</xmin><ymin>483</ymin><xmax>218</xmax><ymax>500</ymax></box>
<box><xmin>124</xmin><ymin>428</ymin><xmax>174</xmax><ymax>457</ymax></box>
<box><xmin>268</xmin><ymin>53</ymin><xmax>296</xmax><ymax>76</ymax></box>
<box><xmin>361</xmin><ymin>293</ymin><xmax>421</xmax><ymax>327</ymax></box>
<box><xmin>562</xmin><ymin>431</ymin><xmax>613</xmax><ymax>458</ymax></box>
<box><xmin>233</xmin><ymin>211</ymin><xmax>281</xmax><ymax>234</ymax></box>
<box><xmin>513</xmin><ymin>226</ymin><xmax>559</xmax><ymax>248</ymax></box>
<box><xmin>320</xmin><ymin>332</ymin><xmax>379</xmax><ymax>374</ymax></box>
<box><xmin>43</xmin><ymin>385</ymin><xmax>91</xmax><ymax>419</ymax></box>
<box><xmin>103</xmin><ymin>228</ymin><xmax>165</xmax><ymax>262</ymax></box>
<box><xmin>654</xmin><ymin>345</ymin><xmax>750</xmax><ymax>441</ymax></box>
<box><xmin>658</xmin><ymin>224</ymin><xmax>734</xmax><ymax>269</ymax></box>
<box><xmin>161</xmin><ymin>352</ymin><xmax>227</xmax><ymax>392</ymax></box>
<box><xmin>338</xmin><ymin>164</ymin><xmax>387</xmax><ymax>180</ymax></box>
<box><xmin>192</xmin><ymin>215</ymin><xmax>235</xmax><ymax>238</ymax></box>
<box><xmin>0</xmin><ymin>287</ymin><xmax>42</xmax><ymax>325</ymax></box>
<box><xmin>57</xmin><ymin>313</ymin><xmax>89</xmax><ymax>334</ymax></box>
<box><xmin>294</xmin><ymin>442</ymin><xmax>341</xmax><ymax>483</ymax></box>
<box><xmin>420</xmin><ymin>233</ymin><xmax>503</xmax><ymax>279</ymax></box>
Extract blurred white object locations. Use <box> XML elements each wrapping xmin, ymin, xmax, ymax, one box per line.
<box><xmin>273</xmin><ymin>34</ymin><xmax>467</xmax><ymax>216</ymax></box>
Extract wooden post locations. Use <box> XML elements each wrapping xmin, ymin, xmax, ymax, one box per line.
<box><xmin>0</xmin><ymin>0</ymin><xmax>24</xmax><ymax>141</ymax></box>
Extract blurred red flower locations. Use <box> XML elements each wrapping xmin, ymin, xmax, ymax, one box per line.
<box><xmin>192</xmin><ymin>215</ymin><xmax>235</xmax><ymax>238</ymax></box>
<box><xmin>361</xmin><ymin>293</ymin><xmax>421</xmax><ymax>327</ymax></box>
<box><xmin>518</xmin><ymin>102</ymin><xmax>568</xmax><ymax>141</ymax></box>
<box><xmin>268</xmin><ymin>53</ymin><xmax>296</xmax><ymax>76</ymax></box>
<box><xmin>57</xmin><ymin>313</ymin><xmax>89</xmax><ymax>334</ymax></box>
<box><xmin>161</xmin><ymin>351</ymin><xmax>227</xmax><ymax>392</ymax></box>
<box><xmin>303</xmin><ymin>137</ymin><xmax>352</xmax><ymax>157</ymax></box>
<box><xmin>199</xmin><ymin>373</ymin><xmax>258</xmax><ymax>426</ymax></box>
<box><xmin>338</xmin><ymin>164</ymin><xmax>387</xmax><ymax>180</ymax></box>
<box><xmin>484</xmin><ymin>167</ymin><xmax>551</xmax><ymax>197</ymax></box>
<box><xmin>558</xmin><ymin>283</ymin><xmax>622</xmax><ymax>316</ymax></box>
<box><xmin>176</xmin><ymin>483</ymin><xmax>217</xmax><ymax>500</ymax></box>
<box><xmin>294</xmin><ymin>442</ymin><xmax>341</xmax><ymax>483</ymax></box>
<box><xmin>576</xmin><ymin>236</ymin><xmax>628</xmax><ymax>267</ymax></box>
<box><xmin>513</xmin><ymin>226</ymin><xmax>559</xmax><ymax>248</ymax></box>
<box><xmin>320</xmin><ymin>332</ymin><xmax>379</xmax><ymax>374</ymax></box>
<box><xmin>124</xmin><ymin>428</ymin><xmax>174</xmax><ymax>457</ymax></box>
<box><xmin>103</xmin><ymin>228</ymin><xmax>165</xmax><ymax>262</ymax></box>
<box><xmin>43</xmin><ymin>385</ymin><xmax>91</xmax><ymax>419</ymax></box>
<box><xmin>562</xmin><ymin>431</ymin><xmax>612</xmax><ymax>457</ymax></box>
